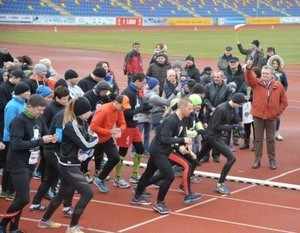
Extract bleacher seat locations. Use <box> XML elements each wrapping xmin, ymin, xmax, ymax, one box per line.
<box><xmin>0</xmin><ymin>0</ymin><xmax>299</xmax><ymax>17</ymax></box>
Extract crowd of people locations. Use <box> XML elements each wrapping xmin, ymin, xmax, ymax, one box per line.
<box><xmin>0</xmin><ymin>39</ymin><xmax>288</xmax><ymax>232</ymax></box>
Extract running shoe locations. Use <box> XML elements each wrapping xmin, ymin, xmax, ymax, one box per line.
<box><xmin>153</xmin><ymin>202</ymin><xmax>170</xmax><ymax>214</ymax></box>
<box><xmin>130</xmin><ymin>196</ymin><xmax>152</xmax><ymax>205</ymax></box>
<box><xmin>214</xmin><ymin>183</ymin><xmax>230</xmax><ymax>195</ymax></box>
<box><xmin>37</xmin><ymin>219</ymin><xmax>62</xmax><ymax>229</ymax></box>
<box><xmin>113</xmin><ymin>178</ymin><xmax>130</xmax><ymax>189</ymax></box>
<box><xmin>93</xmin><ymin>178</ymin><xmax>109</xmax><ymax>193</ymax></box>
<box><xmin>184</xmin><ymin>192</ymin><xmax>202</xmax><ymax>204</ymax></box>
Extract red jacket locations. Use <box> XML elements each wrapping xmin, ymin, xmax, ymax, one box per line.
<box><xmin>90</xmin><ymin>102</ymin><xmax>127</xmax><ymax>143</ymax></box>
<box><xmin>245</xmin><ymin>68</ymin><xmax>288</xmax><ymax>120</ymax></box>
<box><xmin>124</xmin><ymin>50</ymin><xmax>143</xmax><ymax>75</ymax></box>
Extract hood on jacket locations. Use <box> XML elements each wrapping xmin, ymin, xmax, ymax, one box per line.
<box><xmin>267</xmin><ymin>54</ymin><xmax>284</xmax><ymax>70</ymax></box>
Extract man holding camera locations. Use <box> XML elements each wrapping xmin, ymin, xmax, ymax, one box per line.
<box><xmin>197</xmin><ymin>93</ymin><xmax>246</xmax><ymax>195</ymax></box>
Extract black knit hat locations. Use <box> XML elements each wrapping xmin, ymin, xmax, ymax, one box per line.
<box><xmin>251</xmin><ymin>40</ymin><xmax>260</xmax><ymax>48</ymax></box>
<box><xmin>93</xmin><ymin>67</ymin><xmax>106</xmax><ymax>78</ymax></box>
<box><xmin>231</xmin><ymin>93</ymin><xmax>246</xmax><ymax>104</ymax></box>
<box><xmin>65</xmin><ymin>69</ymin><xmax>78</xmax><ymax>80</ymax></box>
<box><xmin>14</xmin><ymin>82</ymin><xmax>30</xmax><ymax>95</ymax></box>
<box><xmin>73</xmin><ymin>97</ymin><xmax>92</xmax><ymax>116</ymax></box>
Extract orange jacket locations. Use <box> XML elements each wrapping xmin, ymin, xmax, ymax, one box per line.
<box><xmin>245</xmin><ymin>68</ymin><xmax>288</xmax><ymax>120</ymax></box>
<box><xmin>90</xmin><ymin>102</ymin><xmax>127</xmax><ymax>143</ymax></box>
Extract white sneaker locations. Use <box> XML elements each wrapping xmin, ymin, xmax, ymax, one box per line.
<box><xmin>275</xmin><ymin>131</ymin><xmax>283</xmax><ymax>141</ymax></box>
<box><xmin>113</xmin><ymin>178</ymin><xmax>130</xmax><ymax>189</ymax></box>
<box><xmin>129</xmin><ymin>175</ymin><xmax>140</xmax><ymax>184</ymax></box>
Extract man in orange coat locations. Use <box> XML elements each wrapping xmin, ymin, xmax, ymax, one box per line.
<box><xmin>90</xmin><ymin>95</ymin><xmax>131</xmax><ymax>193</ymax></box>
<box><xmin>245</xmin><ymin>60</ymin><xmax>288</xmax><ymax>170</ymax></box>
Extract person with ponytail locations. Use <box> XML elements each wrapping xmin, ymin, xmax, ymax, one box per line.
<box><xmin>38</xmin><ymin>97</ymin><xmax>98</xmax><ymax>233</ymax></box>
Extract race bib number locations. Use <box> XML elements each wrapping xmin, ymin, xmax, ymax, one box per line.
<box><xmin>29</xmin><ymin>150</ymin><xmax>40</xmax><ymax>164</ymax></box>
<box><xmin>242</xmin><ymin>102</ymin><xmax>253</xmax><ymax>124</ymax></box>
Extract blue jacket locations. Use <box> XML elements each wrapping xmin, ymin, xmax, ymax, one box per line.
<box><xmin>3</xmin><ymin>96</ymin><xmax>26</xmax><ymax>141</ymax></box>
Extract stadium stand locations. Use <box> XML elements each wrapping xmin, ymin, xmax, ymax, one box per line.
<box><xmin>0</xmin><ymin>0</ymin><xmax>299</xmax><ymax>17</ymax></box>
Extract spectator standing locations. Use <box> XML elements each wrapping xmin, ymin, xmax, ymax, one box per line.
<box><xmin>217</xmin><ymin>46</ymin><xmax>233</xmax><ymax>72</ymax></box>
<box><xmin>28</xmin><ymin>63</ymin><xmax>48</xmax><ymax>94</ymax></box>
<box><xmin>77</xmin><ymin>67</ymin><xmax>106</xmax><ymax>93</ymax></box>
<box><xmin>267</xmin><ymin>55</ymin><xmax>288</xmax><ymax>141</ymax></box>
<box><xmin>64</xmin><ymin>69</ymin><xmax>84</xmax><ymax>99</ymax></box>
<box><xmin>245</xmin><ymin>61</ymin><xmax>288</xmax><ymax>170</ymax></box>
<box><xmin>163</xmin><ymin>69</ymin><xmax>178</xmax><ymax>99</ymax></box>
<box><xmin>262</xmin><ymin>47</ymin><xmax>276</xmax><ymax>66</ymax></box>
<box><xmin>172</xmin><ymin>60</ymin><xmax>183</xmax><ymax>82</ymax></box>
<box><xmin>201</xmin><ymin>70</ymin><xmax>232</xmax><ymax>163</ymax></box>
<box><xmin>224</xmin><ymin>57</ymin><xmax>245</xmax><ymax>91</ymax></box>
<box><xmin>184</xmin><ymin>55</ymin><xmax>201</xmax><ymax>83</ymax></box>
<box><xmin>124</xmin><ymin>42</ymin><xmax>143</xmax><ymax>84</ymax></box>
<box><xmin>200</xmin><ymin>66</ymin><xmax>213</xmax><ymax>87</ymax></box>
<box><xmin>146</xmin><ymin>52</ymin><xmax>172</xmax><ymax>96</ymax></box>
<box><xmin>237</xmin><ymin>39</ymin><xmax>264</xmax><ymax>68</ymax></box>
<box><xmin>0</xmin><ymin>48</ymin><xmax>13</xmax><ymax>68</ymax></box>
<box><xmin>95</xmin><ymin>61</ymin><xmax>120</xmax><ymax>100</ymax></box>
<box><xmin>149</xmin><ymin>43</ymin><xmax>168</xmax><ymax>64</ymax></box>
<box><xmin>145</xmin><ymin>77</ymin><xmax>178</xmax><ymax>135</ymax></box>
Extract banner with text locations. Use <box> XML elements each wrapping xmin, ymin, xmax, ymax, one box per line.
<box><xmin>167</xmin><ymin>18</ymin><xmax>212</xmax><ymax>26</ymax></box>
<box><xmin>246</xmin><ymin>17</ymin><xmax>280</xmax><ymax>25</ymax></box>
<box><xmin>116</xmin><ymin>18</ymin><xmax>142</xmax><ymax>26</ymax></box>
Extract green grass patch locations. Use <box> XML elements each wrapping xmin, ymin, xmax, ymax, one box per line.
<box><xmin>0</xmin><ymin>27</ymin><xmax>299</xmax><ymax>64</ymax></box>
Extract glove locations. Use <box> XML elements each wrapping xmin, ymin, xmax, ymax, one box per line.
<box><xmin>186</xmin><ymin>129</ymin><xmax>197</xmax><ymax>138</ymax></box>
<box><xmin>141</xmin><ymin>103</ymin><xmax>153</xmax><ymax>112</ymax></box>
<box><xmin>197</xmin><ymin>129</ymin><xmax>207</xmax><ymax>135</ymax></box>
<box><xmin>195</xmin><ymin>122</ymin><xmax>204</xmax><ymax>131</ymax></box>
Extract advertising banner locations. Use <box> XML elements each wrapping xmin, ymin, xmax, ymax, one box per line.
<box><xmin>167</xmin><ymin>18</ymin><xmax>212</xmax><ymax>26</ymax></box>
<box><xmin>0</xmin><ymin>15</ymin><xmax>32</xmax><ymax>24</ymax></box>
<box><xmin>247</xmin><ymin>17</ymin><xmax>280</xmax><ymax>25</ymax></box>
<box><xmin>116</xmin><ymin>18</ymin><xmax>142</xmax><ymax>26</ymax></box>
<box><xmin>281</xmin><ymin>17</ymin><xmax>300</xmax><ymax>24</ymax></box>
<box><xmin>218</xmin><ymin>18</ymin><xmax>246</xmax><ymax>26</ymax></box>
<box><xmin>143</xmin><ymin>17</ymin><xmax>167</xmax><ymax>26</ymax></box>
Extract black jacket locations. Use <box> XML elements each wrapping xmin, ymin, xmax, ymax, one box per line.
<box><xmin>224</xmin><ymin>64</ymin><xmax>245</xmax><ymax>90</ymax></box>
<box><xmin>59</xmin><ymin>119</ymin><xmax>98</xmax><ymax>166</ymax></box>
<box><xmin>7</xmin><ymin>112</ymin><xmax>48</xmax><ymax>173</ymax></box>
<box><xmin>121</xmin><ymin>84</ymin><xmax>143</xmax><ymax>128</ymax></box>
<box><xmin>0</xmin><ymin>81</ymin><xmax>15</xmax><ymax>139</ymax></box>
<box><xmin>0</xmin><ymin>52</ymin><xmax>13</xmax><ymax>68</ymax></box>
<box><xmin>148</xmin><ymin>113</ymin><xmax>186</xmax><ymax>156</ymax></box>
<box><xmin>207</xmin><ymin>102</ymin><xmax>240</xmax><ymax>137</ymax></box>
<box><xmin>77</xmin><ymin>75</ymin><xmax>98</xmax><ymax>93</ymax></box>
<box><xmin>185</xmin><ymin>65</ymin><xmax>201</xmax><ymax>83</ymax></box>
<box><xmin>43</xmin><ymin>100</ymin><xmax>65</xmax><ymax>128</ymax></box>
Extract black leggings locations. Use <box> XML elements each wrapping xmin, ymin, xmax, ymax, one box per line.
<box><xmin>32</xmin><ymin>149</ymin><xmax>74</xmax><ymax>207</ymax></box>
<box><xmin>198</xmin><ymin>135</ymin><xmax>236</xmax><ymax>183</ymax></box>
<box><xmin>135</xmin><ymin>154</ymin><xmax>175</xmax><ymax>202</ymax></box>
<box><xmin>42</xmin><ymin>164</ymin><xmax>93</xmax><ymax>227</ymax></box>
<box><xmin>0</xmin><ymin>173</ymin><xmax>31</xmax><ymax>231</ymax></box>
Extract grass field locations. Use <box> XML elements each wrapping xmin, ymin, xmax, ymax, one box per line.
<box><xmin>0</xmin><ymin>26</ymin><xmax>299</xmax><ymax>64</ymax></box>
